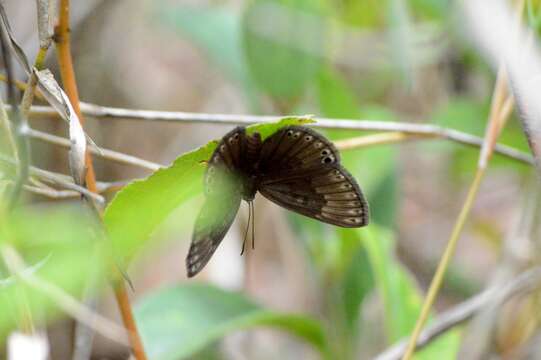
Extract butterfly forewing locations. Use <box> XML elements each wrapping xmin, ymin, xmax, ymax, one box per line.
<box><xmin>258</xmin><ymin>126</ymin><xmax>341</xmax><ymax>173</ymax></box>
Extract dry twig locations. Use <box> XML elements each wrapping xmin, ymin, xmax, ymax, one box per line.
<box><xmin>21</xmin><ymin>103</ymin><xmax>534</xmax><ymax>165</ymax></box>
<box><xmin>376</xmin><ymin>266</ymin><xmax>541</xmax><ymax>360</ymax></box>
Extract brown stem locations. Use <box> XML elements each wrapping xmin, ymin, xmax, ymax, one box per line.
<box><xmin>54</xmin><ymin>1</ymin><xmax>147</xmax><ymax>359</ymax></box>
<box><xmin>54</xmin><ymin>0</ymin><xmax>96</xmax><ymax>192</ymax></box>
<box><xmin>114</xmin><ymin>280</ymin><xmax>147</xmax><ymax>360</ymax></box>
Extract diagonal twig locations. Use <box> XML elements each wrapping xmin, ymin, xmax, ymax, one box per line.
<box><xmin>27</xmin><ymin>127</ymin><xmax>163</xmax><ymax>171</ymax></box>
<box><xmin>375</xmin><ymin>266</ymin><xmax>541</xmax><ymax>360</ymax></box>
<box><xmin>0</xmin><ymin>244</ymin><xmax>129</xmax><ymax>346</ymax></box>
<box><xmin>0</xmin><ymin>154</ymin><xmax>104</xmax><ymax>204</ymax></box>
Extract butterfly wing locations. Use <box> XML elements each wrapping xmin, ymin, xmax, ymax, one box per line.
<box><xmin>257</xmin><ymin>126</ymin><xmax>369</xmax><ymax>227</ymax></box>
<box><xmin>187</xmin><ymin>128</ymin><xmax>245</xmax><ymax>277</ymax></box>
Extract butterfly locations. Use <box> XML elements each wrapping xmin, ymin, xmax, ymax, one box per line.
<box><xmin>186</xmin><ymin>125</ymin><xmax>369</xmax><ymax>277</ymax></box>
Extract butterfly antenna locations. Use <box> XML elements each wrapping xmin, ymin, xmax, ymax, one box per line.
<box><xmin>241</xmin><ymin>202</ymin><xmax>251</xmax><ymax>255</ymax></box>
<box><xmin>251</xmin><ymin>201</ymin><xmax>255</xmax><ymax>250</ymax></box>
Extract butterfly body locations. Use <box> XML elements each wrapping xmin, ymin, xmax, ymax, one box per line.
<box><xmin>187</xmin><ymin>125</ymin><xmax>369</xmax><ymax>277</ymax></box>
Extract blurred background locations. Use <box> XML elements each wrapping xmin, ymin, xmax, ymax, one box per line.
<box><xmin>1</xmin><ymin>0</ymin><xmax>540</xmax><ymax>359</ymax></box>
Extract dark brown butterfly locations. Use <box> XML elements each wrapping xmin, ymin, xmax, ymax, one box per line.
<box><xmin>186</xmin><ymin>125</ymin><xmax>369</xmax><ymax>277</ymax></box>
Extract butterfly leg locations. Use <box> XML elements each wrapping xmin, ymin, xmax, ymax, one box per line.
<box><xmin>251</xmin><ymin>201</ymin><xmax>255</xmax><ymax>250</ymax></box>
<box><xmin>241</xmin><ymin>202</ymin><xmax>251</xmax><ymax>255</ymax></box>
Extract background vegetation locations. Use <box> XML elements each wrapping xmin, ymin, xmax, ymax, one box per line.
<box><xmin>1</xmin><ymin>0</ymin><xmax>540</xmax><ymax>359</ymax></box>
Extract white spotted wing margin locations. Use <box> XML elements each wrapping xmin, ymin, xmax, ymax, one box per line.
<box><xmin>257</xmin><ymin>126</ymin><xmax>369</xmax><ymax>228</ymax></box>
<box><xmin>186</xmin><ymin>162</ymin><xmax>241</xmax><ymax>278</ymax></box>
<box><xmin>259</xmin><ymin>165</ymin><xmax>369</xmax><ymax>228</ymax></box>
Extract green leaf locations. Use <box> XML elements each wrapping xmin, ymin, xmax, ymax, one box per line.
<box><xmin>103</xmin><ymin>140</ymin><xmax>215</xmax><ymax>258</ymax></box>
<box><xmin>135</xmin><ymin>284</ymin><xmax>328</xmax><ymax>360</ymax></box>
<box><xmin>154</xmin><ymin>4</ymin><xmax>249</xmax><ymax>90</ymax></box>
<box><xmin>0</xmin><ymin>206</ymin><xmax>107</xmax><ymax>339</ymax></box>
<box><xmin>152</xmin><ymin>3</ymin><xmax>262</xmax><ymax>110</ymax></box>
<box><xmin>317</xmin><ymin>68</ymin><xmax>360</xmax><ymax>119</ymax></box>
<box><xmin>241</xmin><ymin>0</ymin><xmax>325</xmax><ymax>99</ymax></box>
<box><xmin>360</xmin><ymin>225</ymin><xmax>460</xmax><ymax>359</ymax></box>
<box><xmin>104</xmin><ymin>118</ymin><xmax>314</xmax><ymax>259</ymax></box>
<box><xmin>341</xmin><ymin>241</ymin><xmax>374</xmax><ymax>331</ymax></box>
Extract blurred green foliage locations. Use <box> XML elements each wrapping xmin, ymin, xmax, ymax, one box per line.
<box><xmin>0</xmin><ymin>206</ymin><xmax>107</xmax><ymax>341</ymax></box>
<box><xmin>1</xmin><ymin>0</ymin><xmax>537</xmax><ymax>359</ymax></box>
<box><xmin>135</xmin><ymin>284</ymin><xmax>328</xmax><ymax>360</ymax></box>
<box><xmin>241</xmin><ymin>0</ymin><xmax>325</xmax><ymax>100</ymax></box>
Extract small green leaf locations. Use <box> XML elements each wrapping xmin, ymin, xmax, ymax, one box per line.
<box><xmin>135</xmin><ymin>284</ymin><xmax>328</xmax><ymax>360</ymax></box>
<box><xmin>246</xmin><ymin>116</ymin><xmax>315</xmax><ymax>139</ymax></box>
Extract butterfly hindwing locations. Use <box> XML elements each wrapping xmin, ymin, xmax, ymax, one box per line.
<box><xmin>187</xmin><ymin>188</ymin><xmax>241</xmax><ymax>277</ymax></box>
<box><xmin>258</xmin><ymin>126</ymin><xmax>368</xmax><ymax>228</ymax></box>
<box><xmin>259</xmin><ymin>164</ymin><xmax>368</xmax><ymax>227</ymax></box>
<box><xmin>186</xmin><ymin>129</ymin><xmax>245</xmax><ymax>277</ymax></box>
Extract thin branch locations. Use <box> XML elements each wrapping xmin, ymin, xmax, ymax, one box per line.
<box><xmin>375</xmin><ymin>266</ymin><xmax>541</xmax><ymax>360</ymax></box>
<box><xmin>113</xmin><ymin>280</ymin><xmax>147</xmax><ymax>360</ymax></box>
<box><xmin>36</xmin><ymin>0</ymin><xmax>53</xmax><ymax>51</ymax></box>
<box><xmin>4</xmin><ymin>181</ymin><xmax>122</xmax><ymax>201</ymax></box>
<box><xmin>0</xmin><ymin>74</ymin><xmax>42</xmax><ymax>98</ymax></box>
<box><xmin>22</xmin><ymin>103</ymin><xmax>534</xmax><ymax>165</ymax></box>
<box><xmin>0</xmin><ymin>244</ymin><xmax>129</xmax><ymax>346</ymax></box>
<box><xmin>0</xmin><ymin>95</ymin><xmax>17</xmax><ymax>161</ymax></box>
<box><xmin>0</xmin><ymin>154</ymin><xmax>104</xmax><ymax>204</ymax></box>
<box><xmin>27</xmin><ymin>128</ymin><xmax>163</xmax><ymax>171</ymax></box>
<box><xmin>0</xmin><ymin>17</ymin><xmax>28</xmax><ymax>210</ymax></box>
<box><xmin>334</xmin><ymin>131</ymin><xmax>437</xmax><ymax>150</ymax></box>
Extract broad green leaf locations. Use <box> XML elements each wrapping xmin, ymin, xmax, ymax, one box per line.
<box><xmin>360</xmin><ymin>225</ymin><xmax>460</xmax><ymax>359</ymax></box>
<box><xmin>104</xmin><ymin>118</ymin><xmax>314</xmax><ymax>259</ymax></box>
<box><xmin>135</xmin><ymin>284</ymin><xmax>328</xmax><ymax>360</ymax></box>
<box><xmin>104</xmin><ymin>140</ymin><xmax>215</xmax><ymax>258</ymax></box>
<box><xmin>241</xmin><ymin>0</ymin><xmax>325</xmax><ymax>99</ymax></box>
